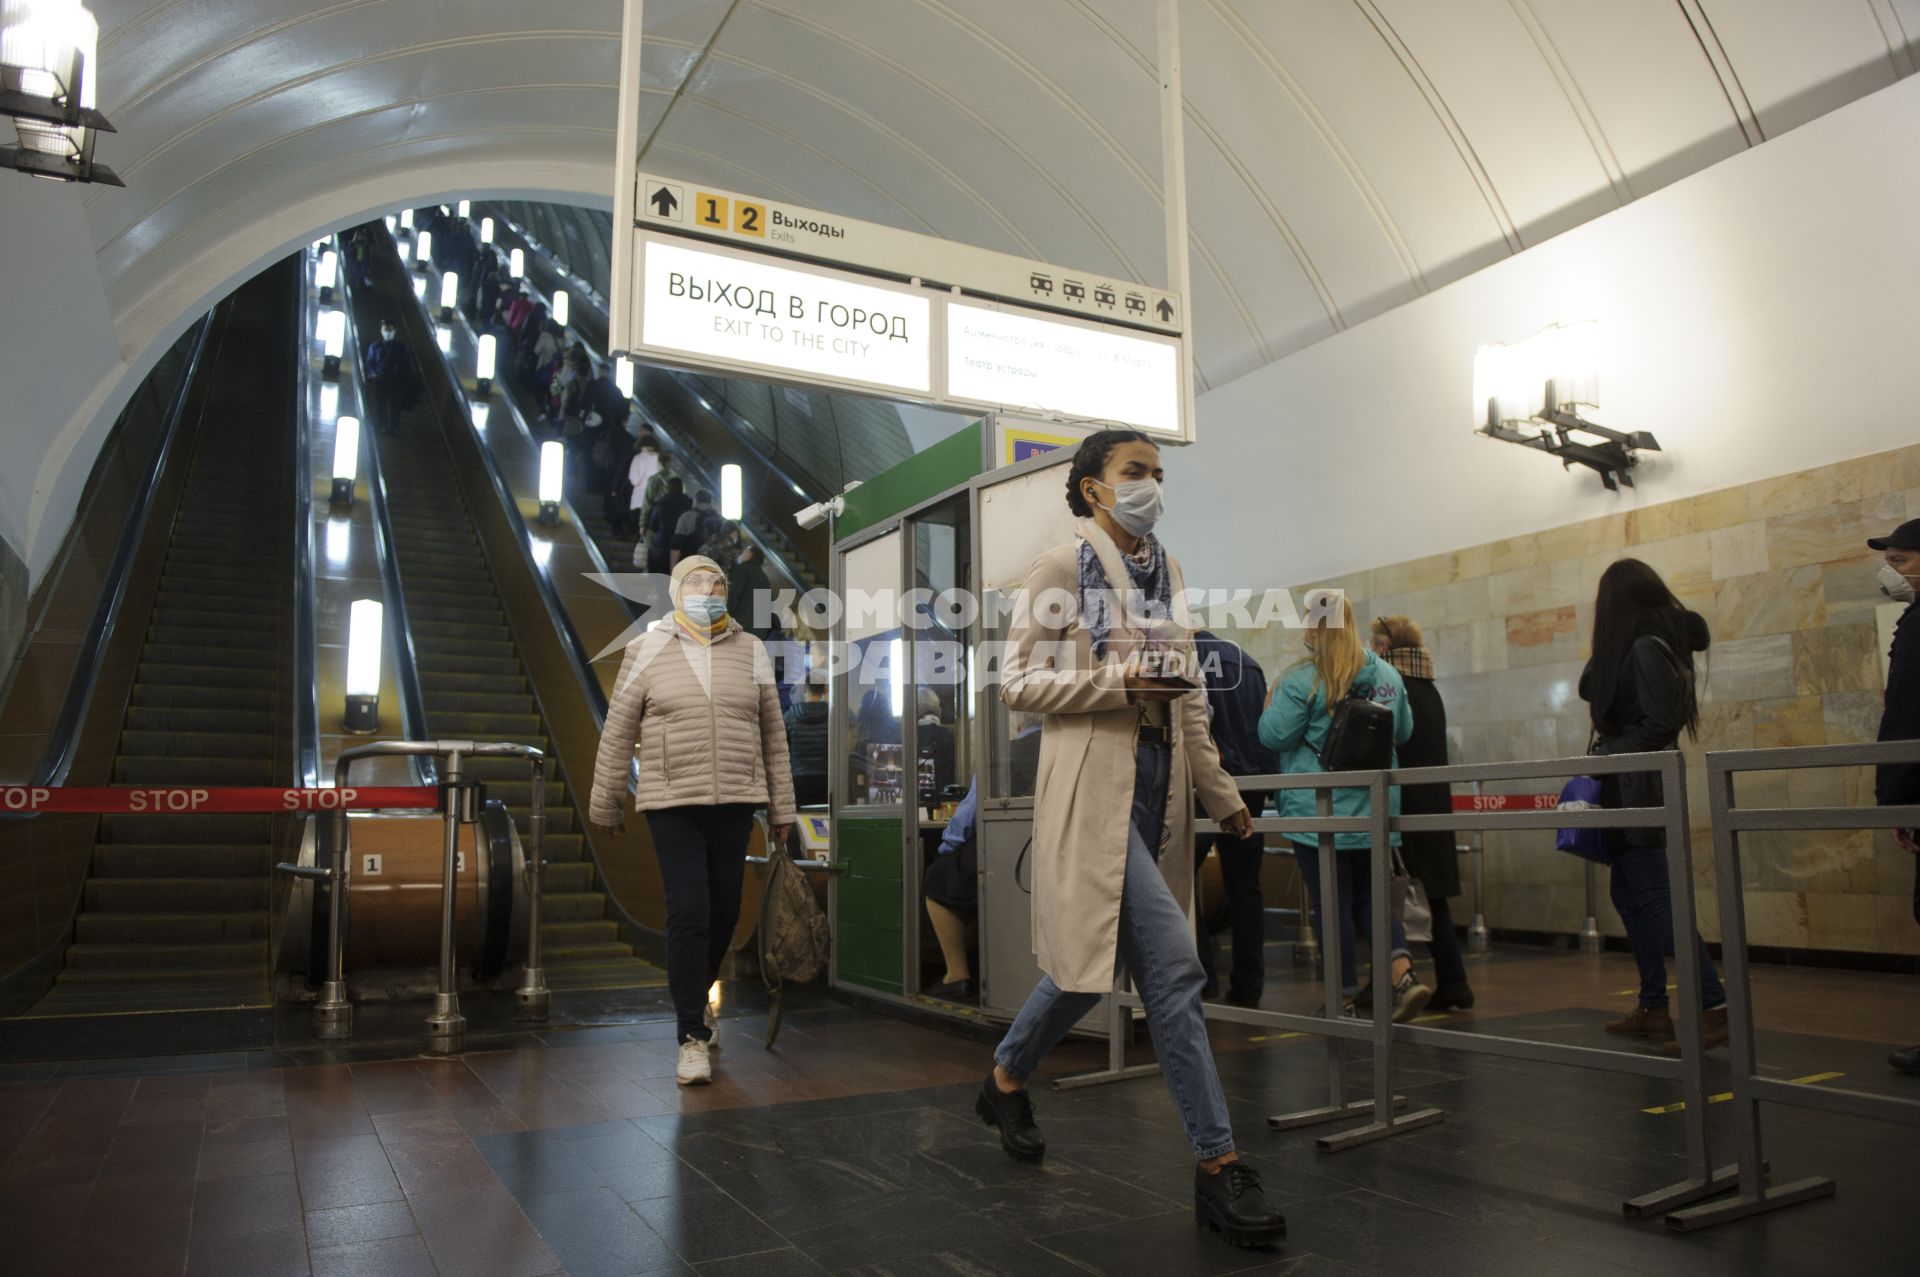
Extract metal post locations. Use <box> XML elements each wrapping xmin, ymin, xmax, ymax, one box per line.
<box><xmin>1580</xmin><ymin>859</ymin><xmax>1603</xmax><ymax>954</ymax></box>
<box><xmin>1156</xmin><ymin>0</ymin><xmax>1198</xmax><ymax>442</ymax></box>
<box><xmin>1466</xmin><ymin>782</ymin><xmax>1489</xmax><ymax>954</ymax></box>
<box><xmin>515</xmin><ymin>756</ymin><xmax>551</xmax><ymax>1020</ymax></box>
<box><xmin>425</xmin><ymin>750</ymin><xmax>468</xmax><ymax>1055</ymax></box>
<box><xmin>314</xmin><ymin>809</ymin><xmax>353</xmax><ymax>1038</ymax></box>
<box><xmin>1314</xmin><ymin>773</ymin><xmax>1444</xmax><ymax>1152</ymax></box>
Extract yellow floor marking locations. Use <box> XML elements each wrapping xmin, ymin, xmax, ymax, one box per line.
<box><xmin>1614</xmin><ymin>983</ymin><xmax>1679</xmax><ymax>997</ymax></box>
<box><xmin>1411</xmin><ymin>1014</ymin><xmax>1452</xmax><ymax>1024</ymax></box>
<box><xmin>1246</xmin><ymin>1032</ymin><xmax>1310</xmax><ymax>1043</ymax></box>
<box><xmin>1643</xmin><ymin>1072</ymin><xmax>1844</xmax><ymax>1114</ymax></box>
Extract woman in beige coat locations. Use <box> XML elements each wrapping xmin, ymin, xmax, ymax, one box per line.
<box><xmin>970</xmin><ymin>430</ymin><xmax>1284</xmax><ymax>1250</ymax></box>
<box><xmin>588</xmin><ymin>556</ymin><xmax>796</xmax><ymax>1086</ymax></box>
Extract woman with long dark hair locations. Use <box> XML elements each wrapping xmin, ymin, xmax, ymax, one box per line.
<box><xmin>1580</xmin><ymin>558</ymin><xmax>1727</xmax><ymax>1052</ymax></box>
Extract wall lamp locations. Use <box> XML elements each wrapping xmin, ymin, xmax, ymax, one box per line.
<box><xmin>475</xmin><ymin>333</ymin><xmax>496</xmax><ymax>398</ymax></box>
<box><xmin>329</xmin><ymin>415</ymin><xmax>359</xmax><ymax>507</ymax></box>
<box><xmin>344</xmin><ymin>598</ymin><xmax>383</xmax><ymax>733</ymax></box>
<box><xmin>537</xmin><ymin>441</ymin><xmax>563</xmax><ymax>524</ymax></box>
<box><xmin>480</xmin><ymin>216</ymin><xmax>494</xmax><ymax>245</ymax></box>
<box><xmin>1472</xmin><ymin>321</ymin><xmax>1658</xmax><ymax>492</ymax></box>
<box><xmin>552</xmin><ymin>289</ymin><xmax>569</xmax><ymax>329</ymax></box>
<box><xmin>0</xmin><ymin>0</ymin><xmax>120</xmax><ymax>186</ymax></box>
<box><xmin>508</xmin><ymin>247</ymin><xmax>524</xmax><ymax>279</ymax></box>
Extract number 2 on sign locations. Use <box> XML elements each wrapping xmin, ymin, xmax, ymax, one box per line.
<box><xmin>696</xmin><ymin>193</ymin><xmax>729</xmax><ymax>229</ymax></box>
<box><xmin>734</xmin><ymin>202</ymin><xmax>764</xmax><ymax>237</ymax></box>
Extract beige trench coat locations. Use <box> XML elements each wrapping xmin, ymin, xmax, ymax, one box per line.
<box><xmin>1001</xmin><ymin>521</ymin><xmax>1245</xmax><ymax>993</ymax></box>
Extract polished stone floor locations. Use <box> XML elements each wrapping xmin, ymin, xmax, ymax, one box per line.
<box><xmin>1</xmin><ymin>947</ymin><xmax>1916</xmax><ymax>1276</ymax></box>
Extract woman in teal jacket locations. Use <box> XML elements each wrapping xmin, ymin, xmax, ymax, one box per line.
<box><xmin>1258</xmin><ymin>597</ymin><xmax>1431</xmax><ymax>1021</ymax></box>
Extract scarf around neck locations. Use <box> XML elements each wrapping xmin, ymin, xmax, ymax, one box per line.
<box><xmin>1385</xmin><ymin>645</ymin><xmax>1433</xmax><ymax>681</ymax></box>
<box><xmin>1077</xmin><ymin>530</ymin><xmax>1170</xmax><ymax>660</ymax></box>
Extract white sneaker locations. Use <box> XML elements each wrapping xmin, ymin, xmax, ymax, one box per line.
<box><xmin>704</xmin><ymin>1002</ymin><xmax>719</xmax><ymax>1050</ymax></box>
<box><xmin>676</xmin><ymin>1039</ymin><xmax>712</xmax><ymax>1086</ymax></box>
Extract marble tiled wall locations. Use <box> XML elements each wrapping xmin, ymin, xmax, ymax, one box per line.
<box><xmin>1219</xmin><ymin>443</ymin><xmax>1920</xmax><ymax>957</ymax></box>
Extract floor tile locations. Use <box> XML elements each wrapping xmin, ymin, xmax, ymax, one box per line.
<box><xmin>310</xmin><ymin>1233</ymin><xmax>439</xmax><ymax>1277</ymax></box>
<box><xmin>304</xmin><ymin>1200</ymin><xmax>420</xmax><ymax>1249</ymax></box>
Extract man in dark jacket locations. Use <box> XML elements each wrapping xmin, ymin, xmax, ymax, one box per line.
<box><xmin>671</xmin><ymin>490</ymin><xmax>722</xmax><ymax>568</ymax></box>
<box><xmin>785</xmin><ymin>678</ymin><xmax>831</xmax><ymax>807</ymax></box>
<box><xmin>645</xmin><ymin>478</ymin><xmax>693</xmax><ymax>577</ymax></box>
<box><xmin>362</xmin><ymin>319</ymin><xmax>415</xmax><ymax>436</ymax></box>
<box><xmin>1869</xmin><ymin>519</ymin><xmax>1920</xmax><ymax>1076</ymax></box>
<box><xmin>1193</xmin><ymin>631</ymin><xmax>1278</xmax><ymax>1007</ymax></box>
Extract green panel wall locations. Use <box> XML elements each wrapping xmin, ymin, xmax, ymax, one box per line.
<box><xmin>834</xmin><ymin>814</ymin><xmax>904</xmax><ymax>994</ymax></box>
<box><xmin>835</xmin><ymin>421</ymin><xmax>982</xmax><ymax>540</ymax></box>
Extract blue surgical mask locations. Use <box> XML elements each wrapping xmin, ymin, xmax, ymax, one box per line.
<box><xmin>683</xmin><ymin>593</ymin><xmax>727</xmax><ymax>623</ymax></box>
<box><xmin>1089</xmin><ymin>477</ymin><xmax>1164</xmax><ymax>537</ymax></box>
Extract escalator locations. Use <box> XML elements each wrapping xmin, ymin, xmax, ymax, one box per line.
<box><xmin>348</xmin><ymin>234</ymin><xmax>662</xmax><ymax>993</ymax></box>
<box><xmin>26</xmin><ymin>265</ymin><xmax>297</xmax><ymax>1017</ymax></box>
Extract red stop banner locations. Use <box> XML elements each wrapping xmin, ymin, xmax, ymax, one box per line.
<box><xmin>1450</xmin><ymin>793</ymin><xmax>1561</xmax><ymax>812</ymax></box>
<box><xmin>0</xmin><ymin>786</ymin><xmax>441</xmax><ymax>814</ymax></box>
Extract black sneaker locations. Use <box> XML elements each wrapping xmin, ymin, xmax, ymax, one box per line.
<box><xmin>974</xmin><ymin>1073</ymin><xmax>1045</xmax><ymax>1162</ymax></box>
<box><xmin>1194</xmin><ymin>1160</ymin><xmax>1285</xmax><ymax>1248</ymax></box>
<box><xmin>1890</xmin><ymin>1044</ymin><xmax>1920</xmax><ymax>1077</ymax></box>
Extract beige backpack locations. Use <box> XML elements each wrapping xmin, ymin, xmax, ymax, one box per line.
<box><xmin>756</xmin><ymin>848</ymin><xmax>829</xmax><ymax>1045</ymax></box>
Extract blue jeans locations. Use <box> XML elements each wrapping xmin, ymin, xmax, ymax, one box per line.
<box><xmin>1292</xmin><ymin>840</ymin><xmax>1410</xmax><ymax>995</ymax></box>
<box><xmin>1610</xmin><ymin>846</ymin><xmax>1725</xmax><ymax>1011</ymax></box>
<box><xmin>994</xmin><ymin>741</ymin><xmax>1235</xmax><ymax>1161</ymax></box>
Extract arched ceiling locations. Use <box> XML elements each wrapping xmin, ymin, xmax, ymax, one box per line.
<box><xmin>78</xmin><ymin>0</ymin><xmax>1920</xmax><ymax>393</ymax></box>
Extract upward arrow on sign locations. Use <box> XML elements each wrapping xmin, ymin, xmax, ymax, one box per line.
<box><xmin>649</xmin><ymin>186</ymin><xmax>679</xmax><ymax>218</ymax></box>
<box><xmin>1155</xmin><ymin>298</ymin><xmax>1175</xmax><ymax>322</ymax></box>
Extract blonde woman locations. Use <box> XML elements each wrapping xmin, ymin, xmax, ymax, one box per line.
<box><xmin>1258</xmin><ymin>597</ymin><xmax>1431</xmax><ymax>1022</ymax></box>
<box><xmin>589</xmin><ymin>556</ymin><xmax>796</xmax><ymax>1085</ymax></box>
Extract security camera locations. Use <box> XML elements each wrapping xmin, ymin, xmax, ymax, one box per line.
<box><xmin>794</xmin><ymin>495</ymin><xmax>844</xmax><ymax>531</ymax></box>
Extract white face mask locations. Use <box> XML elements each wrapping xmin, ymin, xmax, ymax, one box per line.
<box><xmin>1879</xmin><ymin>561</ymin><xmax>1916</xmax><ymax>602</ymax></box>
<box><xmin>1088</xmin><ymin>477</ymin><xmax>1164</xmax><ymax>537</ymax></box>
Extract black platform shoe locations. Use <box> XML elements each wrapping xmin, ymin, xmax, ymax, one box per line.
<box><xmin>974</xmin><ymin>1073</ymin><xmax>1045</xmax><ymax>1162</ymax></box>
<box><xmin>1194</xmin><ymin>1160</ymin><xmax>1285</xmax><ymax>1248</ymax></box>
<box><xmin>1427</xmin><ymin>985</ymin><xmax>1475</xmax><ymax>1012</ymax></box>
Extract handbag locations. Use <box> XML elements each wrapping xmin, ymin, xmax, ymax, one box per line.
<box><xmin>1555</xmin><ymin>773</ymin><xmax>1610</xmax><ymax>863</ymax></box>
<box><xmin>1390</xmin><ymin>846</ymin><xmax>1433</xmax><ymax>943</ymax></box>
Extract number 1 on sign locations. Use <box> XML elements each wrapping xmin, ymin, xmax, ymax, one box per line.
<box><xmin>696</xmin><ymin>193</ymin><xmax>729</xmax><ymax>229</ymax></box>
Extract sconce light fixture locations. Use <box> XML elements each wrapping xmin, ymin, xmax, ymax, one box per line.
<box><xmin>1473</xmin><ymin>321</ymin><xmax>1657</xmax><ymax>491</ymax></box>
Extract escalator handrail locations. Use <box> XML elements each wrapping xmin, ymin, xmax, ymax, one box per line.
<box><xmin>483</xmin><ymin>209</ymin><xmax>820</xmax><ymax>590</ymax></box>
<box><xmin>379</xmin><ymin>227</ymin><xmax>613</xmax><ymax>730</ymax></box>
<box><xmin>337</xmin><ymin>251</ymin><xmax>439</xmax><ymax>788</ymax></box>
<box><xmin>8</xmin><ymin>313</ymin><xmax>214</xmax><ymax>800</ymax></box>
<box><xmin>292</xmin><ymin>246</ymin><xmax>325</xmax><ymax>789</ymax></box>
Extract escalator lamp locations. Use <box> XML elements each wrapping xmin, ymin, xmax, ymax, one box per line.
<box><xmin>552</xmin><ymin>289</ymin><xmax>569</xmax><ymax>329</ymax></box>
<box><xmin>614</xmin><ymin>356</ymin><xmax>633</xmax><ymax>398</ymax></box>
<box><xmin>480</xmin><ymin>217</ymin><xmax>495</xmax><ymax>245</ymax></box>
<box><xmin>539</xmin><ymin>440</ymin><xmax>565</xmax><ymax>504</ymax></box>
<box><xmin>509</xmin><ymin>248</ymin><xmax>524</xmax><ymax>279</ymax></box>
<box><xmin>477</xmin><ymin>334</ymin><xmax>497</xmax><ymax>380</ymax></box>
<box><xmin>440</xmin><ymin>271</ymin><xmax>458</xmax><ymax>309</ymax></box>
<box><xmin>320</xmin><ymin>310</ymin><xmax>345</xmax><ymax>359</ymax></box>
<box><xmin>316</xmin><ymin>250</ymin><xmax>337</xmax><ymax>290</ymax></box>
<box><xmin>411</xmin><ymin>276</ymin><xmax>426</xmax><ymax>300</ymax></box>
<box><xmin>720</xmin><ymin>464</ymin><xmax>742</xmax><ymax>520</ymax></box>
<box><xmin>435</xmin><ymin>325</ymin><xmax>451</xmax><ymax>354</ymax></box>
<box><xmin>332</xmin><ymin>416</ymin><xmax>360</xmax><ymax>483</ymax></box>
<box><xmin>415</xmin><ymin>230</ymin><xmax>432</xmax><ymax>265</ymax></box>
<box><xmin>457</xmin><ymin>199</ymin><xmax>471</xmax><ymax>218</ymax></box>
<box><xmin>346</xmin><ymin>599</ymin><xmax>383</xmax><ymax>698</ymax></box>
<box><xmin>399</xmin><ymin>208</ymin><xmax>413</xmax><ymax>230</ymax></box>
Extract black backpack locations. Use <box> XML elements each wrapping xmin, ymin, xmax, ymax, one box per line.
<box><xmin>1318</xmin><ymin>679</ymin><xmax>1396</xmax><ymax>772</ymax></box>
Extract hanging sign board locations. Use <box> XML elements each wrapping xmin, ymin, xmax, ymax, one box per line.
<box><xmin>634</xmin><ymin>233</ymin><xmax>933</xmax><ymax>397</ymax></box>
<box><xmin>633</xmin><ymin>173</ymin><xmax>1181</xmax><ymax>336</ymax></box>
<box><xmin>947</xmin><ymin>302</ymin><xmax>1182</xmax><ymax>436</ymax></box>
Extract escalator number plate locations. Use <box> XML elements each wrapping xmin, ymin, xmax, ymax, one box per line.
<box><xmin>362</xmin><ymin>854</ymin><xmax>383</xmax><ymax>876</ymax></box>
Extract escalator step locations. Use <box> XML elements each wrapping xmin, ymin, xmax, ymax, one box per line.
<box><xmin>124</xmin><ymin>706</ymin><xmax>276</xmax><ymax>735</ymax></box>
<box><xmin>96</xmin><ymin>815</ymin><xmax>273</xmax><ymax>845</ymax></box>
<box><xmin>424</xmin><ymin>690</ymin><xmax>537</xmax><ymax>715</ymax></box>
<box><xmin>414</xmin><ymin>653</ymin><xmax>523</xmax><ymax>677</ymax></box>
<box><xmin>422</xmin><ymin>711</ymin><xmax>544</xmax><ymax>735</ymax></box>
<box><xmin>130</xmin><ymin>684</ymin><xmax>275</xmax><ymax>712</ymax></box>
<box><xmin>540</xmin><ymin>941</ymin><xmax>637</xmax><ymax>964</ymax></box>
<box><xmin>136</xmin><ymin>663</ymin><xmax>276</xmax><ymax>689</ymax></box>
<box><xmin>538</xmin><ymin>892</ymin><xmax>606</xmax><ymax>922</ymax></box>
<box><xmin>85</xmin><ymin>878</ymin><xmax>268</xmax><ymax>911</ymax></box>
<box><xmin>543</xmin><ymin>863</ymin><xmax>595</xmax><ymax>892</ymax></box>
<box><xmin>63</xmin><ymin>940</ymin><xmax>267</xmax><ymax>969</ymax></box>
<box><xmin>540</xmin><ymin>920</ymin><xmax>619</xmax><ymax>946</ymax></box>
<box><xmin>76</xmin><ymin>912</ymin><xmax>267</xmax><ymax>944</ymax></box>
<box><xmin>421</xmin><ymin>670</ymin><xmax>528</xmax><ymax>694</ymax></box>
<box><xmin>117</xmin><ymin>730</ymin><xmax>276</xmax><ymax>759</ymax></box>
<box><xmin>150</xmin><ymin>606</ymin><xmax>277</xmax><ymax>632</ymax></box>
<box><xmin>91</xmin><ymin>843</ymin><xmax>270</xmax><ymax>877</ymax></box>
<box><xmin>113</xmin><ymin>756</ymin><xmax>277</xmax><ymax>784</ymax></box>
<box><xmin>142</xmin><ymin>643</ymin><xmax>276</xmax><ymax>669</ymax></box>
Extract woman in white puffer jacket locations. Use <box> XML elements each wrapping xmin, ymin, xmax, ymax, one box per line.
<box><xmin>589</xmin><ymin>556</ymin><xmax>796</xmax><ymax>1085</ymax></box>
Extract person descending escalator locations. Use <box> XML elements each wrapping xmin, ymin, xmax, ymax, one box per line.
<box><xmin>645</xmin><ymin>477</ymin><xmax>693</xmax><ymax>578</ymax></box>
<box><xmin>588</xmin><ymin>556</ymin><xmax>796</xmax><ymax>1087</ymax></box>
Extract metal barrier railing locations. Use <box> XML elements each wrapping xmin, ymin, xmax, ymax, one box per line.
<box><xmin>1667</xmin><ymin>738</ymin><xmax>1920</xmax><ymax>1231</ymax></box>
<box><xmin>1055</xmin><ymin>749</ymin><xmax>1736</xmax><ymax>1217</ymax></box>
<box><xmin>275</xmin><ymin>738</ymin><xmax>551</xmax><ymax>1052</ymax></box>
